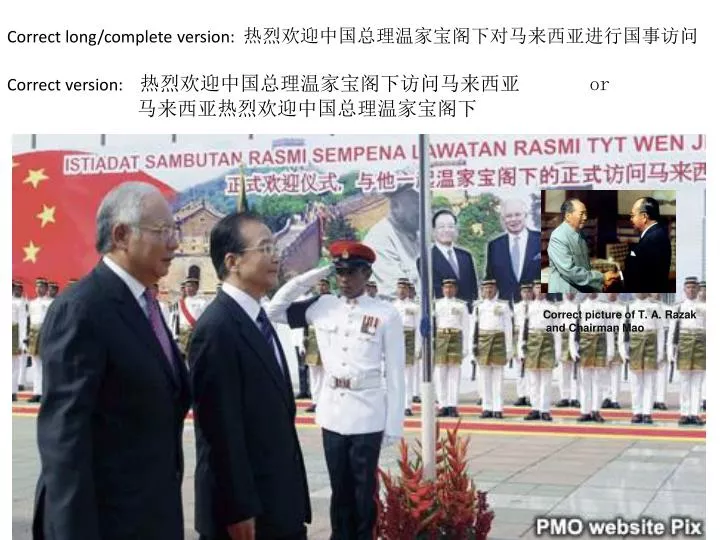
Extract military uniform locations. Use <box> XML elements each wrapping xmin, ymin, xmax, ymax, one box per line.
<box><xmin>517</xmin><ymin>295</ymin><xmax>562</xmax><ymax>420</ymax></box>
<box><xmin>512</xmin><ymin>290</ymin><xmax>532</xmax><ymax>406</ymax></box>
<box><xmin>472</xmin><ymin>289</ymin><xmax>512</xmax><ymax>416</ymax></box>
<box><xmin>27</xmin><ymin>278</ymin><xmax>54</xmax><ymax>400</ymax></box>
<box><xmin>699</xmin><ymin>280</ymin><xmax>706</xmax><ymax>410</ymax></box>
<box><xmin>176</xmin><ymin>278</ymin><xmax>208</xmax><ymax>355</ymax></box>
<box><xmin>623</xmin><ymin>295</ymin><xmax>664</xmax><ymax>423</ymax></box>
<box><xmin>651</xmin><ymin>296</ymin><xmax>672</xmax><ymax>409</ymax></box>
<box><xmin>603</xmin><ymin>296</ymin><xmax>627</xmax><ymax>409</ymax></box>
<box><xmin>266</xmin><ymin>241</ymin><xmax>404</xmax><ymax>539</ymax></box>
<box><xmin>434</xmin><ymin>280</ymin><xmax>470</xmax><ymax>417</ymax></box>
<box><xmin>392</xmin><ymin>287</ymin><xmax>420</xmax><ymax>413</ymax></box>
<box><xmin>572</xmin><ymin>295</ymin><xmax>614</xmax><ymax>422</ymax></box>
<box><xmin>556</xmin><ymin>295</ymin><xmax>580</xmax><ymax>407</ymax></box>
<box><xmin>667</xmin><ymin>278</ymin><xmax>705</xmax><ymax>425</ymax></box>
<box><xmin>11</xmin><ymin>281</ymin><xmax>28</xmax><ymax>397</ymax></box>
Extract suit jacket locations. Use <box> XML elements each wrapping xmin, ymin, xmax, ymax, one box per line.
<box><xmin>485</xmin><ymin>230</ymin><xmax>542</xmax><ymax>302</ymax></box>
<box><xmin>189</xmin><ymin>290</ymin><xmax>311</xmax><ymax>539</ymax></box>
<box><xmin>420</xmin><ymin>245</ymin><xmax>478</xmax><ymax>312</ymax></box>
<box><xmin>547</xmin><ymin>221</ymin><xmax>604</xmax><ymax>293</ymax></box>
<box><xmin>623</xmin><ymin>223</ymin><xmax>672</xmax><ymax>292</ymax></box>
<box><xmin>32</xmin><ymin>261</ymin><xmax>190</xmax><ymax>540</ymax></box>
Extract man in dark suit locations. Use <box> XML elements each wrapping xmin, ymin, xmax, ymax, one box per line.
<box><xmin>33</xmin><ymin>182</ymin><xmax>190</xmax><ymax>540</ymax></box>
<box><xmin>484</xmin><ymin>198</ymin><xmax>542</xmax><ymax>303</ymax></box>
<box><xmin>422</xmin><ymin>209</ymin><xmax>478</xmax><ymax>312</ymax></box>
<box><xmin>189</xmin><ymin>212</ymin><xmax>311</xmax><ymax>540</ymax></box>
<box><xmin>622</xmin><ymin>197</ymin><xmax>673</xmax><ymax>292</ymax></box>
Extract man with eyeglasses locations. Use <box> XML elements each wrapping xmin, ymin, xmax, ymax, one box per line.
<box><xmin>265</xmin><ymin>240</ymin><xmax>405</xmax><ymax>540</ymax></box>
<box><xmin>548</xmin><ymin>198</ymin><xmax>618</xmax><ymax>294</ymax></box>
<box><xmin>623</xmin><ymin>197</ymin><xmax>673</xmax><ymax>292</ymax></box>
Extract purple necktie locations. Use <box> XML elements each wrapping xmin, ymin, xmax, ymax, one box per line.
<box><xmin>143</xmin><ymin>289</ymin><xmax>176</xmax><ymax>376</ymax></box>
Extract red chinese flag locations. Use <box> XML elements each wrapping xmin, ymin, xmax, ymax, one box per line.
<box><xmin>12</xmin><ymin>150</ymin><xmax>177</xmax><ymax>296</ymax></box>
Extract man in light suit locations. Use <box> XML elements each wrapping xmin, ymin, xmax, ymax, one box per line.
<box><xmin>189</xmin><ymin>213</ymin><xmax>311</xmax><ymax>540</ymax></box>
<box><xmin>485</xmin><ymin>198</ymin><xmax>542</xmax><ymax>303</ymax></box>
<box><xmin>33</xmin><ymin>182</ymin><xmax>190</xmax><ymax>540</ymax></box>
<box><xmin>548</xmin><ymin>199</ymin><xmax>618</xmax><ymax>293</ymax></box>
<box><xmin>622</xmin><ymin>197</ymin><xmax>673</xmax><ymax>292</ymax></box>
<box><xmin>423</xmin><ymin>209</ymin><xmax>478</xmax><ymax>312</ymax></box>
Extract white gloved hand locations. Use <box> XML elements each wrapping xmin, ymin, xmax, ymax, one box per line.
<box><xmin>463</xmin><ymin>354</ymin><xmax>474</xmax><ymax>365</ymax></box>
<box><xmin>298</xmin><ymin>345</ymin><xmax>306</xmax><ymax>356</ymax></box>
<box><xmin>297</xmin><ymin>265</ymin><xmax>334</xmax><ymax>288</ymax></box>
<box><xmin>382</xmin><ymin>435</ymin><xmax>401</xmax><ymax>449</ymax></box>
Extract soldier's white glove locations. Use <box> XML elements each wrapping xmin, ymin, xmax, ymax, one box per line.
<box><xmin>382</xmin><ymin>435</ymin><xmax>401</xmax><ymax>449</ymax></box>
<box><xmin>298</xmin><ymin>345</ymin><xmax>306</xmax><ymax>356</ymax></box>
<box><xmin>296</xmin><ymin>265</ymin><xmax>334</xmax><ymax>289</ymax></box>
<box><xmin>463</xmin><ymin>354</ymin><xmax>474</xmax><ymax>365</ymax></box>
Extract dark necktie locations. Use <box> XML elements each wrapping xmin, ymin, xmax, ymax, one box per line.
<box><xmin>257</xmin><ymin>308</ymin><xmax>284</xmax><ymax>376</ymax></box>
<box><xmin>143</xmin><ymin>289</ymin><xmax>176</xmax><ymax>377</ymax></box>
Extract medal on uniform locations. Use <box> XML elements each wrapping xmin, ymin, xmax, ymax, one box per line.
<box><xmin>361</xmin><ymin>315</ymin><xmax>379</xmax><ymax>335</ymax></box>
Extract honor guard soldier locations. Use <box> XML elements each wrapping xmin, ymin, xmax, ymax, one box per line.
<box><xmin>27</xmin><ymin>277</ymin><xmax>54</xmax><ymax>402</ymax></box>
<box><xmin>295</xmin><ymin>278</ymin><xmax>331</xmax><ymax>412</ymax></box>
<box><xmin>517</xmin><ymin>281</ymin><xmax>562</xmax><ymax>421</ymax></box>
<box><xmin>668</xmin><ymin>277</ymin><xmax>706</xmax><ymax>426</ymax></box>
<box><xmin>176</xmin><ymin>276</ymin><xmax>208</xmax><ymax>356</ymax></box>
<box><xmin>48</xmin><ymin>281</ymin><xmax>60</xmax><ymax>299</ymax></box>
<box><xmin>623</xmin><ymin>293</ymin><xmax>664</xmax><ymax>424</ymax></box>
<box><xmin>698</xmin><ymin>280</ymin><xmax>706</xmax><ymax>411</ymax></box>
<box><xmin>556</xmin><ymin>292</ymin><xmax>580</xmax><ymax>408</ymax></box>
<box><xmin>512</xmin><ymin>283</ymin><xmax>534</xmax><ymax>406</ymax></box>
<box><xmin>150</xmin><ymin>283</ymin><xmax>172</xmax><ymax>328</ymax></box>
<box><xmin>602</xmin><ymin>292</ymin><xmax>626</xmax><ymax>409</ymax></box>
<box><xmin>649</xmin><ymin>293</ymin><xmax>672</xmax><ymax>410</ymax></box>
<box><xmin>434</xmin><ymin>278</ymin><xmax>471</xmax><ymax>418</ymax></box>
<box><xmin>393</xmin><ymin>277</ymin><xmax>421</xmax><ymax>416</ymax></box>
<box><xmin>12</xmin><ymin>279</ymin><xmax>28</xmax><ymax>401</ymax></box>
<box><xmin>266</xmin><ymin>240</ymin><xmax>405</xmax><ymax>539</ymax></box>
<box><xmin>365</xmin><ymin>280</ymin><xmax>378</xmax><ymax>298</ymax></box>
<box><xmin>572</xmin><ymin>293</ymin><xmax>614</xmax><ymax>423</ymax></box>
<box><xmin>472</xmin><ymin>280</ymin><xmax>513</xmax><ymax>419</ymax></box>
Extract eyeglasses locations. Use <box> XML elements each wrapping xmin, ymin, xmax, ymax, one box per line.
<box><xmin>243</xmin><ymin>243</ymin><xmax>281</xmax><ymax>256</ymax></box>
<box><xmin>137</xmin><ymin>225</ymin><xmax>180</xmax><ymax>242</ymax></box>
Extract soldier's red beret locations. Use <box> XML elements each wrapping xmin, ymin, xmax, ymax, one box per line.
<box><xmin>329</xmin><ymin>240</ymin><xmax>376</xmax><ymax>268</ymax></box>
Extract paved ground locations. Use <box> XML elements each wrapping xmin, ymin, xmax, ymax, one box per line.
<box><xmin>13</xmin><ymin>408</ymin><xmax>706</xmax><ymax>540</ymax></box>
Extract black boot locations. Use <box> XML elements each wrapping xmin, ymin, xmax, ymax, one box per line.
<box><xmin>481</xmin><ymin>410</ymin><xmax>493</xmax><ymax>419</ymax></box>
<box><xmin>493</xmin><ymin>411</ymin><xmax>504</xmax><ymax>419</ymax></box>
<box><xmin>541</xmin><ymin>412</ymin><xmax>553</xmax><ymax>422</ymax></box>
<box><xmin>577</xmin><ymin>414</ymin><xmax>593</xmax><ymax>422</ymax></box>
<box><xmin>556</xmin><ymin>399</ymin><xmax>570</xmax><ymax>408</ymax></box>
<box><xmin>591</xmin><ymin>411</ymin><xmax>605</xmax><ymax>423</ymax></box>
<box><xmin>601</xmin><ymin>398</ymin><xmax>613</xmax><ymax>409</ymax></box>
<box><xmin>524</xmin><ymin>410</ymin><xmax>540</xmax><ymax>421</ymax></box>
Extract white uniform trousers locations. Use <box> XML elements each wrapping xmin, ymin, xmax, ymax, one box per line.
<box><xmin>31</xmin><ymin>356</ymin><xmax>43</xmax><ymax>396</ymax></box>
<box><xmin>404</xmin><ymin>365</ymin><xmax>417</xmax><ymax>409</ymax></box>
<box><xmin>18</xmin><ymin>354</ymin><xmax>29</xmax><ymax>387</ymax></box>
<box><xmin>12</xmin><ymin>355</ymin><xmax>21</xmax><ymax>394</ymax></box>
<box><xmin>630</xmin><ymin>371</ymin><xmax>656</xmax><ymax>416</ymax></box>
<box><xmin>516</xmin><ymin>360</ymin><xmax>528</xmax><ymax>398</ymax></box>
<box><xmin>434</xmin><ymin>365</ymin><xmax>461</xmax><ymax>408</ymax></box>
<box><xmin>308</xmin><ymin>365</ymin><xmax>324</xmax><ymax>405</ymax></box>
<box><xmin>528</xmin><ymin>370</ymin><xmax>553</xmax><ymax>413</ymax></box>
<box><xmin>679</xmin><ymin>371</ymin><xmax>705</xmax><ymax>417</ymax></box>
<box><xmin>480</xmin><ymin>366</ymin><xmax>504</xmax><ymax>412</ymax></box>
<box><xmin>655</xmin><ymin>362</ymin><xmax>669</xmax><ymax>403</ymax></box>
<box><xmin>604</xmin><ymin>363</ymin><xmax>622</xmax><ymax>403</ymax></box>
<box><xmin>559</xmin><ymin>361</ymin><xmax>578</xmax><ymax>401</ymax></box>
<box><xmin>579</xmin><ymin>367</ymin><xmax>606</xmax><ymax>415</ymax></box>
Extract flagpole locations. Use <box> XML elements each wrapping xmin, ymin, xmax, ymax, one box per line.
<box><xmin>418</xmin><ymin>134</ymin><xmax>436</xmax><ymax>480</ymax></box>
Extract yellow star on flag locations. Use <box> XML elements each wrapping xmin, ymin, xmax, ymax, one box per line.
<box><xmin>23</xmin><ymin>169</ymin><xmax>49</xmax><ymax>189</ymax></box>
<box><xmin>23</xmin><ymin>241</ymin><xmax>41</xmax><ymax>263</ymax></box>
<box><xmin>36</xmin><ymin>204</ymin><xmax>56</xmax><ymax>228</ymax></box>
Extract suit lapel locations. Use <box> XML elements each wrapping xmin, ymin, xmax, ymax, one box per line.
<box><xmin>95</xmin><ymin>262</ymin><xmax>180</xmax><ymax>389</ymax></box>
<box><xmin>217</xmin><ymin>292</ymin><xmax>292</xmax><ymax>410</ymax></box>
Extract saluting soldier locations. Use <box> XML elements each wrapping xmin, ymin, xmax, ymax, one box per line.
<box><xmin>572</xmin><ymin>293</ymin><xmax>614</xmax><ymax>423</ymax></box>
<box><xmin>266</xmin><ymin>240</ymin><xmax>404</xmax><ymax>539</ymax></box>
<box><xmin>602</xmin><ymin>292</ymin><xmax>626</xmax><ymax>409</ymax></box>
<box><xmin>623</xmin><ymin>292</ymin><xmax>664</xmax><ymax>424</ymax></box>
<box><xmin>668</xmin><ymin>277</ymin><xmax>706</xmax><ymax>426</ymax></box>
<box><xmin>27</xmin><ymin>277</ymin><xmax>54</xmax><ymax>402</ymax></box>
<box><xmin>512</xmin><ymin>283</ymin><xmax>534</xmax><ymax>406</ymax></box>
<box><xmin>393</xmin><ymin>277</ymin><xmax>421</xmax><ymax>416</ymax></box>
<box><xmin>472</xmin><ymin>279</ymin><xmax>513</xmax><ymax>419</ymax></box>
<box><xmin>12</xmin><ymin>279</ymin><xmax>28</xmax><ymax>401</ymax></box>
<box><xmin>556</xmin><ymin>292</ymin><xmax>580</xmax><ymax>408</ymax></box>
<box><xmin>649</xmin><ymin>292</ymin><xmax>672</xmax><ymax>411</ymax></box>
<box><xmin>434</xmin><ymin>278</ymin><xmax>471</xmax><ymax>418</ymax></box>
<box><xmin>176</xmin><ymin>276</ymin><xmax>208</xmax><ymax>356</ymax></box>
<box><xmin>517</xmin><ymin>280</ymin><xmax>562</xmax><ymax>421</ymax></box>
